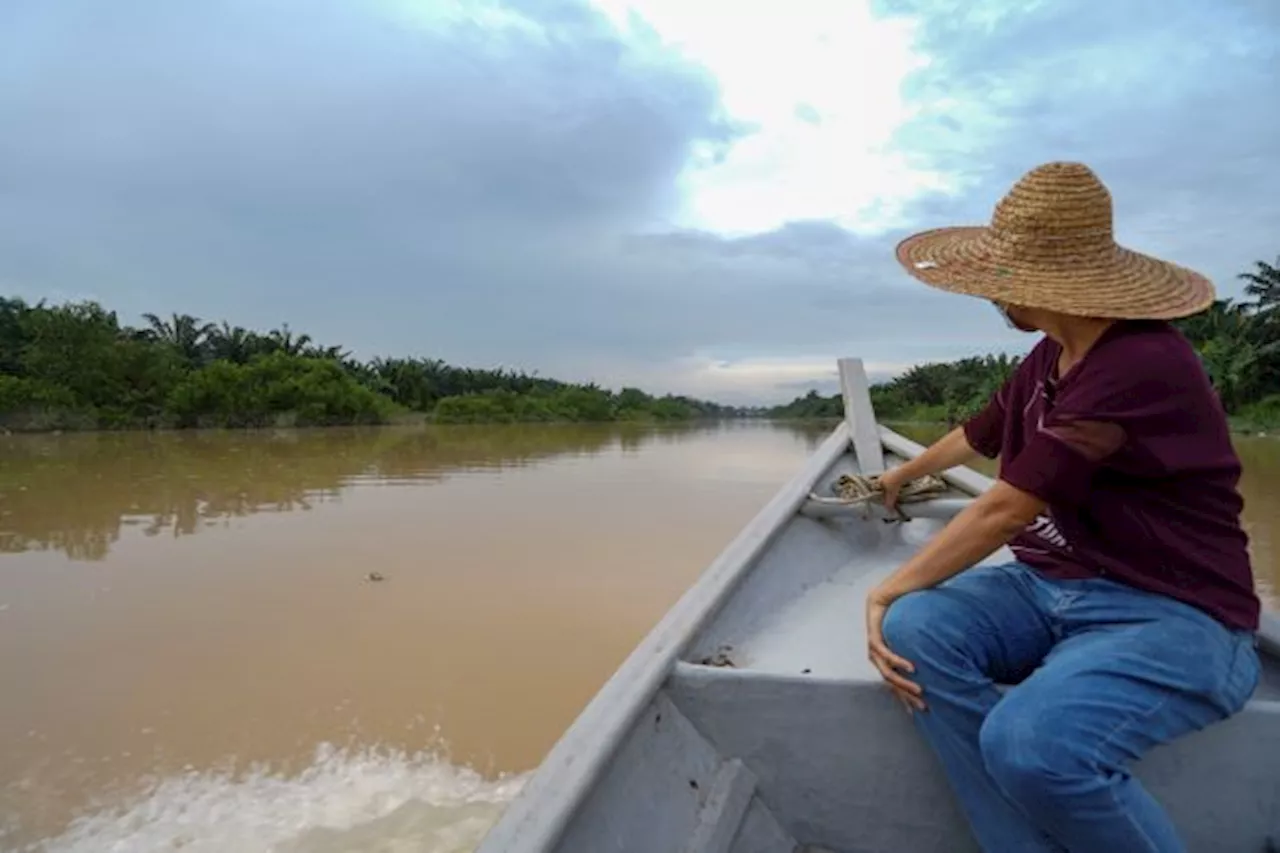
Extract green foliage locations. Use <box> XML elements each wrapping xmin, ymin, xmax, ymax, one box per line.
<box><xmin>769</xmin><ymin>390</ymin><xmax>843</xmax><ymax>420</ymax></box>
<box><xmin>769</xmin><ymin>355</ymin><xmax>1019</xmax><ymax>425</ymax></box>
<box><xmin>868</xmin><ymin>354</ymin><xmax>1020</xmax><ymax>423</ymax></box>
<box><xmin>771</xmin><ymin>256</ymin><xmax>1280</xmax><ymax>427</ymax></box>
<box><xmin>1174</xmin><ymin>290</ymin><xmax>1280</xmax><ymax>413</ymax></box>
<box><xmin>15</xmin><ymin>255</ymin><xmax>1275</xmax><ymax>434</ymax></box>
<box><xmin>0</xmin><ymin>297</ymin><xmax>743</xmax><ymax>431</ymax></box>
<box><xmin>0</xmin><ymin>375</ymin><xmax>93</xmax><ymax>431</ymax></box>
<box><xmin>164</xmin><ymin>353</ymin><xmax>395</xmax><ymax>428</ymax></box>
<box><xmin>430</xmin><ymin>384</ymin><xmax>731</xmax><ymax>424</ymax></box>
<box><xmin>1231</xmin><ymin>395</ymin><xmax>1280</xmax><ymax>434</ymax></box>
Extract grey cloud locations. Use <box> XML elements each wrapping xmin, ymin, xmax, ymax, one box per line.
<box><xmin>0</xmin><ymin>0</ymin><xmax>748</xmax><ymax>355</ymax></box>
<box><xmin>1</xmin><ymin>0</ymin><xmax>736</xmax><ymax>230</ymax></box>
<box><xmin>885</xmin><ymin>0</ymin><xmax>1280</xmax><ymax>294</ymax></box>
<box><xmin>1</xmin><ymin>0</ymin><xmax>984</xmax><ymax>379</ymax></box>
<box><xmin>1</xmin><ymin>0</ymin><xmax>1276</xmax><ymax>403</ymax></box>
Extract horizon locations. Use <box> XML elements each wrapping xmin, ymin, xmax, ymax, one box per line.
<box><xmin>2</xmin><ymin>0</ymin><xmax>1277</xmax><ymax>406</ymax></box>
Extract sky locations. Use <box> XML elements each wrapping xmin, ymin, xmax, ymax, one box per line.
<box><xmin>1</xmin><ymin>0</ymin><xmax>1277</xmax><ymax>404</ymax></box>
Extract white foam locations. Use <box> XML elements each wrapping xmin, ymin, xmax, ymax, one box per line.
<box><xmin>22</xmin><ymin>743</ymin><xmax>527</xmax><ymax>853</ymax></box>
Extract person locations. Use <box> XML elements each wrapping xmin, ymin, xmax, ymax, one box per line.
<box><xmin>865</xmin><ymin>161</ymin><xmax>1262</xmax><ymax>853</ymax></box>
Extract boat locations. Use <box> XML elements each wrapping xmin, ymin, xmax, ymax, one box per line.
<box><xmin>476</xmin><ymin>357</ymin><xmax>1280</xmax><ymax>853</ymax></box>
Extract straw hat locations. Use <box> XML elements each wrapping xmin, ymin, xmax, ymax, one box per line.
<box><xmin>895</xmin><ymin>161</ymin><xmax>1215</xmax><ymax>320</ymax></box>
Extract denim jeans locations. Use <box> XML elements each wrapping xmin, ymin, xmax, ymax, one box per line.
<box><xmin>881</xmin><ymin>561</ymin><xmax>1261</xmax><ymax>853</ymax></box>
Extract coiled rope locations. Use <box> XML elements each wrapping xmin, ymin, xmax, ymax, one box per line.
<box><xmin>808</xmin><ymin>472</ymin><xmax>949</xmax><ymax>520</ymax></box>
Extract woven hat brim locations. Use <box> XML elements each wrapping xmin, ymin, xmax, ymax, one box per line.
<box><xmin>895</xmin><ymin>226</ymin><xmax>1215</xmax><ymax>320</ymax></box>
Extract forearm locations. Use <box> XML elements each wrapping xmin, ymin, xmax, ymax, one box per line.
<box><xmin>874</xmin><ymin>484</ymin><xmax>1039</xmax><ymax>600</ymax></box>
<box><xmin>893</xmin><ymin>426</ymin><xmax>980</xmax><ymax>481</ymax></box>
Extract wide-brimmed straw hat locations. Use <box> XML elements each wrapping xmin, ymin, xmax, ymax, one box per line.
<box><xmin>895</xmin><ymin>161</ymin><xmax>1215</xmax><ymax>320</ymax></box>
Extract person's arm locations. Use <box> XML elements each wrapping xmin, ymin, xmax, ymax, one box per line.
<box><xmin>866</xmin><ymin>480</ymin><xmax>1046</xmax><ymax>710</ymax></box>
<box><xmin>878</xmin><ymin>386</ymin><xmax>1004</xmax><ymax>507</ymax></box>
<box><xmin>881</xmin><ymin>425</ymin><xmax>980</xmax><ymax>487</ymax></box>
<box><xmin>867</xmin><ymin>355</ymin><xmax>1142</xmax><ymax>710</ymax></box>
<box><xmin>876</xmin><ymin>480</ymin><xmax>1046</xmax><ymax>598</ymax></box>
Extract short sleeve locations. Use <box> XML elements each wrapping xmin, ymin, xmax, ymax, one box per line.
<box><xmin>961</xmin><ymin>358</ymin><xmax>1031</xmax><ymax>459</ymax></box>
<box><xmin>999</xmin><ymin>419</ymin><xmax>1127</xmax><ymax>506</ymax></box>
<box><xmin>998</xmin><ymin>354</ymin><xmax>1173</xmax><ymax>506</ymax></box>
<box><xmin>962</xmin><ymin>392</ymin><xmax>1005</xmax><ymax>459</ymax></box>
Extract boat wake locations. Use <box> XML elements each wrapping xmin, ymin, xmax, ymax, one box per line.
<box><xmin>15</xmin><ymin>743</ymin><xmax>527</xmax><ymax>853</ymax></box>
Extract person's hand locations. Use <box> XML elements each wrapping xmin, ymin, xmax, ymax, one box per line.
<box><xmin>866</xmin><ymin>585</ymin><xmax>926</xmax><ymax>713</ymax></box>
<box><xmin>877</xmin><ymin>467</ymin><xmax>907</xmax><ymax>514</ymax></box>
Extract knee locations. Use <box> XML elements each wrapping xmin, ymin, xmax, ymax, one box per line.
<box><xmin>881</xmin><ymin>591</ymin><xmax>941</xmax><ymax>660</ymax></box>
<box><xmin>979</xmin><ymin>708</ymin><xmax>1083</xmax><ymax>808</ymax></box>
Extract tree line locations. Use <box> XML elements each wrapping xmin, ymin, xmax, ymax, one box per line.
<box><xmin>0</xmin><ymin>298</ymin><xmax>749</xmax><ymax>431</ymax></box>
<box><xmin>770</xmin><ymin>258</ymin><xmax>1280</xmax><ymax>432</ymax></box>
<box><xmin>5</xmin><ymin>257</ymin><xmax>1276</xmax><ymax>433</ymax></box>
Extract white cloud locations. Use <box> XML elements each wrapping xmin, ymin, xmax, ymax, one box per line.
<box><xmin>569</xmin><ymin>351</ymin><xmax>930</xmax><ymax>406</ymax></box>
<box><xmin>383</xmin><ymin>0</ymin><xmax>548</xmax><ymax>36</ymax></box>
<box><xmin>588</xmin><ymin>0</ymin><xmax>959</xmax><ymax>236</ymax></box>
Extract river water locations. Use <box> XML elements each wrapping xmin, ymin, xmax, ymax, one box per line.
<box><xmin>0</xmin><ymin>422</ymin><xmax>1276</xmax><ymax>852</ymax></box>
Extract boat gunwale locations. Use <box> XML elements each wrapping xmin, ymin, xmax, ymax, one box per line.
<box><xmin>474</xmin><ymin>419</ymin><xmax>856</xmax><ymax>853</ymax></box>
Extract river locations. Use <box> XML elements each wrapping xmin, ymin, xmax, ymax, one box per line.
<box><xmin>1</xmin><ymin>422</ymin><xmax>1276</xmax><ymax>852</ymax></box>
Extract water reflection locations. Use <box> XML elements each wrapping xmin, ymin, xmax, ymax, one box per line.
<box><xmin>1</xmin><ymin>421</ymin><xmax>1271</xmax><ymax>602</ymax></box>
<box><xmin>0</xmin><ymin>422</ymin><xmax>760</xmax><ymax>561</ymax></box>
<box><xmin>0</xmin><ymin>420</ymin><xmax>829</xmax><ymax>848</ymax></box>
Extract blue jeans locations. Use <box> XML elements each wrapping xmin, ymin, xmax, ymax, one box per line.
<box><xmin>881</xmin><ymin>562</ymin><xmax>1261</xmax><ymax>853</ymax></box>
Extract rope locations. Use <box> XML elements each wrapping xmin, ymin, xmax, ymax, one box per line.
<box><xmin>807</xmin><ymin>472</ymin><xmax>949</xmax><ymax>521</ymax></box>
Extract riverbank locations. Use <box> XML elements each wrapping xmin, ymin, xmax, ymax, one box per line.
<box><xmin>0</xmin><ymin>408</ymin><xmax>752</xmax><ymax>434</ymax></box>
<box><xmin>6</xmin><ymin>413</ymin><xmax>1276</xmax><ymax>437</ymax></box>
<box><xmin>1228</xmin><ymin>397</ymin><xmax>1280</xmax><ymax>435</ymax></box>
<box><xmin>0</xmin><ymin>299</ymin><xmax>747</xmax><ymax>434</ymax></box>
<box><xmin>0</xmin><ymin>369</ymin><xmax>750</xmax><ymax>434</ymax></box>
<box><xmin>9</xmin><ymin>291</ymin><xmax>1280</xmax><ymax>436</ymax></box>
<box><xmin>0</xmin><ymin>380</ymin><xmax>747</xmax><ymax>433</ymax></box>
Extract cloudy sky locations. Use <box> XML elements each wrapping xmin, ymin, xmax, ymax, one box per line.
<box><xmin>2</xmin><ymin>0</ymin><xmax>1277</xmax><ymax>403</ymax></box>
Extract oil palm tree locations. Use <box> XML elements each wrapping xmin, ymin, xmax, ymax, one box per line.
<box><xmin>265</xmin><ymin>323</ymin><xmax>312</xmax><ymax>356</ymax></box>
<box><xmin>1239</xmin><ymin>257</ymin><xmax>1280</xmax><ymax>314</ymax></box>
<box><xmin>142</xmin><ymin>312</ymin><xmax>216</xmax><ymax>365</ymax></box>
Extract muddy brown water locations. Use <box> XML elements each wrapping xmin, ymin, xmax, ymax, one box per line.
<box><xmin>0</xmin><ymin>422</ymin><xmax>1275</xmax><ymax>852</ymax></box>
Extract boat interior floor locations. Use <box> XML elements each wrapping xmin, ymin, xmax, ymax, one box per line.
<box><xmin>647</xmin><ymin>513</ymin><xmax>1280</xmax><ymax>853</ymax></box>
<box><xmin>685</xmin><ymin>511</ymin><xmax>1280</xmax><ymax>696</ymax></box>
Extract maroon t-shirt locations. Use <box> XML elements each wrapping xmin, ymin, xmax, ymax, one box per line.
<box><xmin>963</xmin><ymin>319</ymin><xmax>1260</xmax><ymax>631</ymax></box>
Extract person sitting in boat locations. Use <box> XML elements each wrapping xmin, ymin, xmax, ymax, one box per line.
<box><xmin>867</xmin><ymin>161</ymin><xmax>1262</xmax><ymax>853</ymax></box>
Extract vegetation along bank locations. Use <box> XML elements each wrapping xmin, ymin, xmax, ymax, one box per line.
<box><xmin>769</xmin><ymin>258</ymin><xmax>1280</xmax><ymax>434</ymax></box>
<box><xmin>1</xmin><ymin>257</ymin><xmax>1276</xmax><ymax>432</ymax></box>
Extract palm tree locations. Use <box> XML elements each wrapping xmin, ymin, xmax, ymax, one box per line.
<box><xmin>1198</xmin><ymin>334</ymin><xmax>1280</xmax><ymax>412</ymax></box>
<box><xmin>1239</xmin><ymin>257</ymin><xmax>1280</xmax><ymax>314</ymax></box>
<box><xmin>141</xmin><ymin>312</ymin><xmax>216</xmax><ymax>365</ymax></box>
<box><xmin>1176</xmin><ymin>299</ymin><xmax>1252</xmax><ymax>345</ymax></box>
<box><xmin>304</xmin><ymin>343</ymin><xmax>351</xmax><ymax>362</ymax></box>
<box><xmin>0</xmin><ymin>296</ymin><xmax>33</xmax><ymax>375</ymax></box>
<box><xmin>206</xmin><ymin>322</ymin><xmax>257</xmax><ymax>364</ymax></box>
<box><xmin>265</xmin><ymin>323</ymin><xmax>313</xmax><ymax>356</ymax></box>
